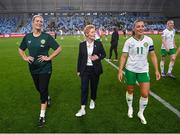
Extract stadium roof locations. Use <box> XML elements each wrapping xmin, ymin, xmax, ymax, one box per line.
<box><xmin>0</xmin><ymin>0</ymin><xmax>179</xmax><ymax>16</ymax></box>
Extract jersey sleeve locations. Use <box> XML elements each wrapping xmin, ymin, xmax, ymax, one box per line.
<box><xmin>149</xmin><ymin>38</ymin><xmax>154</xmax><ymax>52</ymax></box>
<box><xmin>19</xmin><ymin>36</ymin><xmax>27</xmax><ymax>51</ymax></box>
<box><xmin>173</xmin><ymin>29</ymin><xmax>176</xmax><ymax>37</ymax></box>
<box><xmin>47</xmin><ymin>35</ymin><xmax>60</xmax><ymax>50</ymax></box>
<box><xmin>161</xmin><ymin>30</ymin><xmax>166</xmax><ymax>38</ymax></box>
<box><xmin>122</xmin><ymin>40</ymin><xmax>129</xmax><ymax>53</ymax></box>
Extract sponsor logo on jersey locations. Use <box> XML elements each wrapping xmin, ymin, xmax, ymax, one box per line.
<box><xmin>28</xmin><ymin>40</ymin><xmax>31</xmax><ymax>44</ymax></box>
<box><xmin>40</xmin><ymin>45</ymin><xmax>45</xmax><ymax>48</ymax></box>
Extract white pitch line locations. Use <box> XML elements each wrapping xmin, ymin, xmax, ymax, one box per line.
<box><xmin>104</xmin><ymin>58</ymin><xmax>180</xmax><ymax>118</ymax></box>
<box><xmin>75</xmin><ymin>37</ymin><xmax>180</xmax><ymax>118</ymax></box>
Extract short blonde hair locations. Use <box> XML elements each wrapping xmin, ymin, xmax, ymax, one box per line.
<box><xmin>167</xmin><ymin>20</ymin><xmax>174</xmax><ymax>25</ymax></box>
<box><xmin>32</xmin><ymin>15</ymin><xmax>44</xmax><ymax>22</ymax></box>
<box><xmin>84</xmin><ymin>24</ymin><xmax>95</xmax><ymax>37</ymax></box>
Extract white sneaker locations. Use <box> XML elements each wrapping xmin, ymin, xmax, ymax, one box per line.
<box><xmin>75</xmin><ymin>109</ymin><xmax>86</xmax><ymax>117</ymax></box>
<box><xmin>127</xmin><ymin>107</ymin><xmax>133</xmax><ymax>118</ymax></box>
<box><xmin>89</xmin><ymin>100</ymin><xmax>95</xmax><ymax>109</ymax></box>
<box><xmin>137</xmin><ymin>112</ymin><xmax>147</xmax><ymax>124</ymax></box>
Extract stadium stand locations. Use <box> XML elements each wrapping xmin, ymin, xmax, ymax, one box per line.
<box><xmin>0</xmin><ymin>15</ymin><xmax>167</xmax><ymax>34</ymax></box>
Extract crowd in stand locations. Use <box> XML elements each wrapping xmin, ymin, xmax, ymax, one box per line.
<box><xmin>0</xmin><ymin>15</ymin><xmax>167</xmax><ymax>34</ymax></box>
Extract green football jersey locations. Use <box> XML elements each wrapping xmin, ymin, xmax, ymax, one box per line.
<box><xmin>19</xmin><ymin>32</ymin><xmax>60</xmax><ymax>74</ymax></box>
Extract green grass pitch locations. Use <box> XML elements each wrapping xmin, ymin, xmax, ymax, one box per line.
<box><xmin>0</xmin><ymin>34</ymin><xmax>179</xmax><ymax>132</ymax></box>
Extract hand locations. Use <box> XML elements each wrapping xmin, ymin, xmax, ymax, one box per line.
<box><xmin>155</xmin><ymin>71</ymin><xmax>161</xmax><ymax>80</ymax></box>
<box><xmin>24</xmin><ymin>56</ymin><xmax>34</xmax><ymax>64</ymax></box>
<box><xmin>165</xmin><ymin>47</ymin><xmax>169</xmax><ymax>52</ymax></box>
<box><xmin>37</xmin><ymin>55</ymin><xmax>50</xmax><ymax>62</ymax></box>
<box><xmin>90</xmin><ymin>55</ymin><xmax>99</xmax><ymax>61</ymax></box>
<box><xmin>77</xmin><ymin>72</ymin><xmax>80</xmax><ymax>76</ymax></box>
<box><xmin>118</xmin><ymin>69</ymin><xmax>123</xmax><ymax>82</ymax></box>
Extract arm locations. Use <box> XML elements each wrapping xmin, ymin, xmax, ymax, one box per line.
<box><xmin>18</xmin><ymin>48</ymin><xmax>34</xmax><ymax>64</ymax></box>
<box><xmin>77</xmin><ymin>43</ymin><xmax>82</xmax><ymax>75</ymax></box>
<box><xmin>91</xmin><ymin>42</ymin><xmax>106</xmax><ymax>61</ymax></box>
<box><xmin>97</xmin><ymin>42</ymin><xmax>106</xmax><ymax>60</ymax></box>
<box><xmin>111</xmin><ymin>32</ymin><xmax>115</xmax><ymax>42</ymax></box>
<box><xmin>118</xmin><ymin>53</ymin><xmax>128</xmax><ymax>82</ymax></box>
<box><xmin>149</xmin><ymin>51</ymin><xmax>161</xmax><ymax>80</ymax></box>
<box><xmin>162</xmin><ymin>37</ymin><xmax>169</xmax><ymax>51</ymax></box>
<box><xmin>174</xmin><ymin>39</ymin><xmax>176</xmax><ymax>48</ymax></box>
<box><xmin>117</xmin><ymin>32</ymin><xmax>119</xmax><ymax>41</ymax></box>
<box><xmin>49</xmin><ymin>47</ymin><xmax>62</xmax><ymax>60</ymax></box>
<box><xmin>38</xmin><ymin>46</ymin><xmax>62</xmax><ymax>62</ymax></box>
<box><xmin>175</xmin><ymin>47</ymin><xmax>180</xmax><ymax>59</ymax></box>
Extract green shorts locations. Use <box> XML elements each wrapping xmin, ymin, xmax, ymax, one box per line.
<box><xmin>125</xmin><ymin>69</ymin><xmax>150</xmax><ymax>85</ymax></box>
<box><xmin>161</xmin><ymin>48</ymin><xmax>176</xmax><ymax>56</ymax></box>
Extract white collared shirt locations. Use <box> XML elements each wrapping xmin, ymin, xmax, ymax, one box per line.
<box><xmin>86</xmin><ymin>41</ymin><xmax>94</xmax><ymax>66</ymax></box>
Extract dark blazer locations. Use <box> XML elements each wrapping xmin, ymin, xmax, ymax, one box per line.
<box><xmin>111</xmin><ymin>31</ymin><xmax>119</xmax><ymax>46</ymax></box>
<box><xmin>77</xmin><ymin>41</ymin><xmax>106</xmax><ymax>76</ymax></box>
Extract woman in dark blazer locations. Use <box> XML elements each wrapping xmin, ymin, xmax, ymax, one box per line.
<box><xmin>76</xmin><ymin>25</ymin><xmax>106</xmax><ymax>117</ymax></box>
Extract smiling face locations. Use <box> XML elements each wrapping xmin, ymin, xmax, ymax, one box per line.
<box><xmin>84</xmin><ymin>25</ymin><xmax>96</xmax><ymax>41</ymax></box>
<box><xmin>133</xmin><ymin>21</ymin><xmax>145</xmax><ymax>37</ymax></box>
<box><xmin>86</xmin><ymin>28</ymin><xmax>96</xmax><ymax>40</ymax></box>
<box><xmin>32</xmin><ymin>16</ymin><xmax>43</xmax><ymax>31</ymax></box>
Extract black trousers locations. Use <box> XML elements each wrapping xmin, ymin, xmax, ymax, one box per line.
<box><xmin>109</xmin><ymin>45</ymin><xmax>118</xmax><ymax>59</ymax></box>
<box><xmin>31</xmin><ymin>73</ymin><xmax>51</xmax><ymax>104</ymax></box>
<box><xmin>80</xmin><ymin>66</ymin><xmax>99</xmax><ymax>105</ymax></box>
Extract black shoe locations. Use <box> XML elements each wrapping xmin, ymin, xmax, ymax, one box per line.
<box><xmin>38</xmin><ymin>117</ymin><xmax>45</xmax><ymax>128</ymax></box>
<box><xmin>47</xmin><ymin>96</ymin><xmax>51</xmax><ymax>107</ymax></box>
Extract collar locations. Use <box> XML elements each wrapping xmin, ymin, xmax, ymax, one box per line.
<box><xmin>133</xmin><ymin>35</ymin><xmax>144</xmax><ymax>41</ymax></box>
<box><xmin>86</xmin><ymin>41</ymin><xmax>94</xmax><ymax>47</ymax></box>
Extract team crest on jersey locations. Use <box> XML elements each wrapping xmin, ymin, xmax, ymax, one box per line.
<box><xmin>143</xmin><ymin>42</ymin><xmax>148</xmax><ymax>47</ymax></box>
<box><xmin>41</xmin><ymin>39</ymin><xmax>46</xmax><ymax>45</ymax></box>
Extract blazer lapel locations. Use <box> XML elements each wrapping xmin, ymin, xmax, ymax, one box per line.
<box><xmin>92</xmin><ymin>41</ymin><xmax>97</xmax><ymax>55</ymax></box>
<box><xmin>83</xmin><ymin>41</ymin><xmax>88</xmax><ymax>57</ymax></box>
